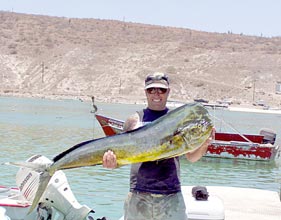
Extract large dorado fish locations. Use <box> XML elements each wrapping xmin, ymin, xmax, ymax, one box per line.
<box><xmin>9</xmin><ymin>102</ymin><xmax>213</xmax><ymax>213</ymax></box>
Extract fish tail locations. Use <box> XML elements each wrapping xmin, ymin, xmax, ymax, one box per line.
<box><xmin>5</xmin><ymin>160</ymin><xmax>53</xmax><ymax>214</ymax></box>
<box><xmin>5</xmin><ymin>161</ymin><xmax>49</xmax><ymax>172</ymax></box>
<box><xmin>28</xmin><ymin>171</ymin><xmax>52</xmax><ymax>214</ymax></box>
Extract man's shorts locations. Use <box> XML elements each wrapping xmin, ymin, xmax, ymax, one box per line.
<box><xmin>124</xmin><ymin>191</ymin><xmax>188</xmax><ymax>220</ymax></box>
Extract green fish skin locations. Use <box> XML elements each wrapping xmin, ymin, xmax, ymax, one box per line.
<box><xmin>13</xmin><ymin>102</ymin><xmax>213</xmax><ymax>213</ymax></box>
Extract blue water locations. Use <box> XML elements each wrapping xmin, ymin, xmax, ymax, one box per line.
<box><xmin>0</xmin><ymin>96</ymin><xmax>280</xmax><ymax>220</ymax></box>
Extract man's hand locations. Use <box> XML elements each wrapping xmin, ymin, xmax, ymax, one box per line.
<box><xmin>102</xmin><ymin>150</ymin><xmax>117</xmax><ymax>169</ymax></box>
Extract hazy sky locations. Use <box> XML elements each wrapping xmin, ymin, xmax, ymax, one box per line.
<box><xmin>1</xmin><ymin>0</ymin><xmax>280</xmax><ymax>37</ymax></box>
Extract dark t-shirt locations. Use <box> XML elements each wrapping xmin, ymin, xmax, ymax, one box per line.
<box><xmin>129</xmin><ymin>108</ymin><xmax>181</xmax><ymax>194</ymax></box>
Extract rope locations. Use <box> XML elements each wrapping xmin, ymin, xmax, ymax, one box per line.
<box><xmin>210</xmin><ymin>108</ymin><xmax>253</xmax><ymax>144</ymax></box>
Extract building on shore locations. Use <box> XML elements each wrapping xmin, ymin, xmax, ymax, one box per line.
<box><xmin>276</xmin><ymin>81</ymin><xmax>281</xmax><ymax>94</ymax></box>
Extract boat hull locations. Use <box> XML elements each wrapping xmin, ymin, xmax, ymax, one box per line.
<box><xmin>207</xmin><ymin>142</ymin><xmax>279</xmax><ymax>160</ymax></box>
<box><xmin>0</xmin><ymin>186</ymin><xmax>35</xmax><ymax>220</ymax></box>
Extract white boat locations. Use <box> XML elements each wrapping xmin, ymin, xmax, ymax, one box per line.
<box><xmin>1</xmin><ymin>154</ymin><xmax>281</xmax><ymax>220</ymax></box>
<box><xmin>0</xmin><ymin>181</ymin><xmax>225</xmax><ymax>220</ymax></box>
<box><xmin>0</xmin><ymin>155</ymin><xmax>227</xmax><ymax>220</ymax></box>
<box><xmin>0</xmin><ymin>185</ymin><xmax>35</xmax><ymax>220</ymax></box>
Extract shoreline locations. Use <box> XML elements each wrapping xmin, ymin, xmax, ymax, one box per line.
<box><xmin>1</xmin><ymin>92</ymin><xmax>281</xmax><ymax>115</ymax></box>
<box><xmin>0</xmin><ymin>92</ymin><xmax>147</xmax><ymax>105</ymax></box>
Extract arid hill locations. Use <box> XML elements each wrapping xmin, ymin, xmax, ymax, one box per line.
<box><xmin>1</xmin><ymin>11</ymin><xmax>281</xmax><ymax>107</ymax></box>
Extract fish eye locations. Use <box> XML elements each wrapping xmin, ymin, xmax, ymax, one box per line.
<box><xmin>190</xmin><ymin>127</ymin><xmax>198</xmax><ymax>134</ymax></box>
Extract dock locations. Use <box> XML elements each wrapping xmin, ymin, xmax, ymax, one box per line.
<box><xmin>182</xmin><ymin>186</ymin><xmax>281</xmax><ymax>220</ymax></box>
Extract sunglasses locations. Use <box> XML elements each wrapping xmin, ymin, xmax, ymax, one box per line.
<box><xmin>146</xmin><ymin>87</ymin><xmax>168</xmax><ymax>94</ymax></box>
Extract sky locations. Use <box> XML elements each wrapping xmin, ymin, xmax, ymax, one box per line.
<box><xmin>1</xmin><ymin>0</ymin><xmax>281</xmax><ymax>37</ymax></box>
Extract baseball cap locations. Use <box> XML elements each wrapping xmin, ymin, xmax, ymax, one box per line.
<box><xmin>144</xmin><ymin>72</ymin><xmax>169</xmax><ymax>89</ymax></box>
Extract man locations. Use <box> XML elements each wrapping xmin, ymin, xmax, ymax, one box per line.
<box><xmin>103</xmin><ymin>72</ymin><xmax>213</xmax><ymax>220</ymax></box>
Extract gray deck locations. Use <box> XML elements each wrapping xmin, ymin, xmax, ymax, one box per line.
<box><xmin>182</xmin><ymin>186</ymin><xmax>281</xmax><ymax>220</ymax></box>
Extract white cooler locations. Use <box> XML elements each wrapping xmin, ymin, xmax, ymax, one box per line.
<box><xmin>182</xmin><ymin>186</ymin><xmax>225</xmax><ymax>220</ymax></box>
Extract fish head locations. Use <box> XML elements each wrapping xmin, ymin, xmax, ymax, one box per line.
<box><xmin>178</xmin><ymin>104</ymin><xmax>213</xmax><ymax>148</ymax></box>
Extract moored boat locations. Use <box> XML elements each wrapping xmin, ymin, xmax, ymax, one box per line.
<box><xmin>206</xmin><ymin>130</ymin><xmax>280</xmax><ymax>160</ymax></box>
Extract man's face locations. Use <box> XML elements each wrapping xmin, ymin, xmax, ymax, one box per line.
<box><xmin>145</xmin><ymin>87</ymin><xmax>170</xmax><ymax>111</ymax></box>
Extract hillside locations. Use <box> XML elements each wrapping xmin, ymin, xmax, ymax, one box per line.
<box><xmin>1</xmin><ymin>11</ymin><xmax>281</xmax><ymax>107</ymax></box>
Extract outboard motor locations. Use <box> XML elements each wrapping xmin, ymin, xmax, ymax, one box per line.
<box><xmin>260</xmin><ymin>129</ymin><xmax>276</xmax><ymax>144</ymax></box>
<box><xmin>16</xmin><ymin>155</ymin><xmax>93</xmax><ymax>220</ymax></box>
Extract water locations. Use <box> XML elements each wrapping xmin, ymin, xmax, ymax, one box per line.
<box><xmin>0</xmin><ymin>96</ymin><xmax>281</xmax><ymax>220</ymax></box>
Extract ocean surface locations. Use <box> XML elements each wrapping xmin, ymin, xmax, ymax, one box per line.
<box><xmin>0</xmin><ymin>96</ymin><xmax>281</xmax><ymax>220</ymax></box>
